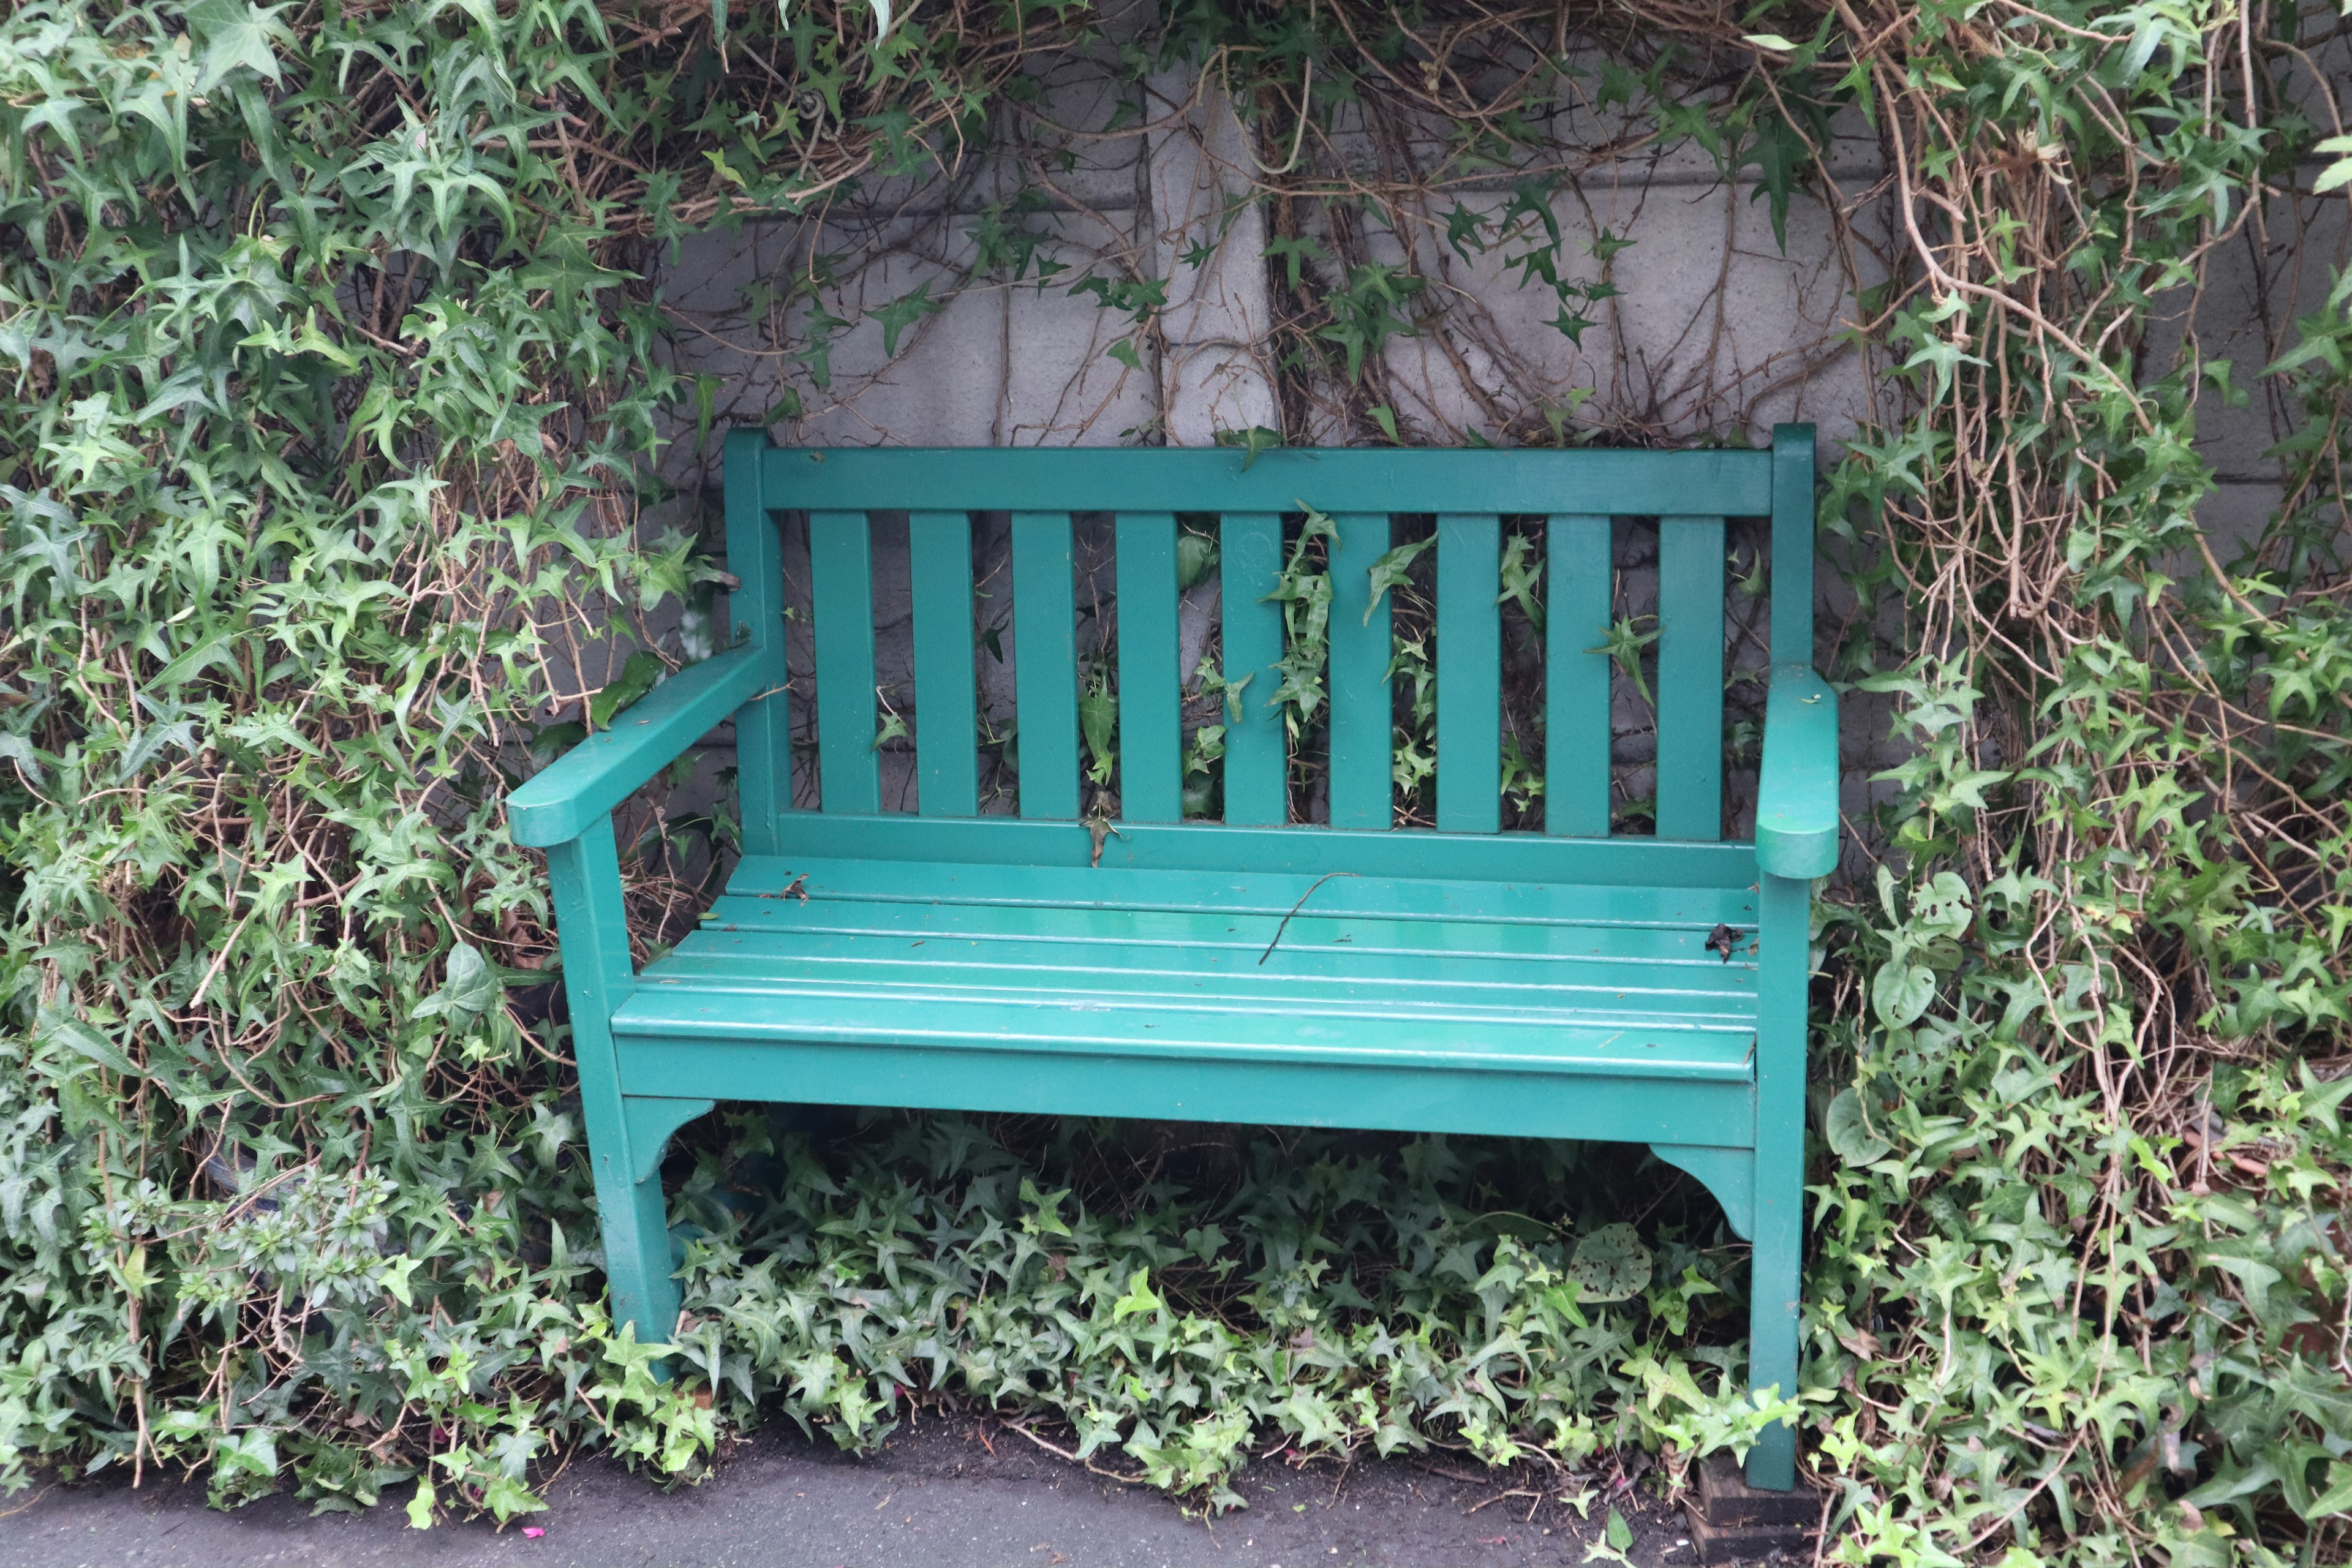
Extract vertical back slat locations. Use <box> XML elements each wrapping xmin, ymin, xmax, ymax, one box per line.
<box><xmin>1115</xmin><ymin>513</ymin><xmax>1182</xmax><ymax>823</ymax></box>
<box><xmin>1656</xmin><ymin>516</ymin><xmax>1725</xmax><ymax>840</ymax></box>
<box><xmin>809</xmin><ymin>510</ymin><xmax>878</xmax><ymax>815</ymax></box>
<box><xmin>723</xmin><ymin>431</ymin><xmax>791</xmax><ymax>847</ymax></box>
<box><xmin>909</xmin><ymin>510</ymin><xmax>978</xmax><ymax>818</ymax></box>
<box><xmin>1219</xmin><ymin>512</ymin><xmax>1285</xmax><ymax>826</ymax></box>
<box><xmin>1326</xmin><ymin>513</ymin><xmax>1393</xmax><ymax>831</ymax></box>
<box><xmin>1435</xmin><ymin>513</ymin><xmax>1500</xmax><ymax>834</ymax></box>
<box><xmin>1770</xmin><ymin>424</ymin><xmax>1815</xmax><ymax>665</ymax></box>
<box><xmin>1011</xmin><ymin>511</ymin><xmax>1080</xmax><ymax>820</ymax></box>
<box><xmin>1545</xmin><ymin>514</ymin><xmax>1613</xmax><ymax>837</ymax></box>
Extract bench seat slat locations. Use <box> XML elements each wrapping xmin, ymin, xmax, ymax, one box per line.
<box><xmin>615</xmin><ymin>972</ymin><xmax>1754</xmax><ymax>1079</ymax></box>
<box><xmin>646</xmin><ymin>935</ymin><xmax>1757</xmax><ymax>1023</ymax></box>
<box><xmin>810</xmin><ymin>510</ymin><xmax>880</xmax><ymax>813</ymax></box>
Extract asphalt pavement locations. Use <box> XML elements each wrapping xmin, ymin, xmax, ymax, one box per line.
<box><xmin>0</xmin><ymin>1414</ymin><xmax>1716</xmax><ymax>1568</ymax></box>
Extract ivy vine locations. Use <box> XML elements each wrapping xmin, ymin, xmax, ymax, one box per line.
<box><xmin>2</xmin><ymin>0</ymin><xmax>2348</xmax><ymax>1560</ymax></box>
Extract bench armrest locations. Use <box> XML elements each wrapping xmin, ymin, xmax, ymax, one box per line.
<box><xmin>509</xmin><ymin>644</ymin><xmax>768</xmax><ymax>847</ymax></box>
<box><xmin>1756</xmin><ymin>664</ymin><xmax>1839</xmax><ymax>880</ymax></box>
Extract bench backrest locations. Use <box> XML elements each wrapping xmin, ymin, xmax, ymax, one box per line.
<box><xmin>721</xmin><ymin>427</ymin><xmax>1814</xmax><ymax>853</ymax></box>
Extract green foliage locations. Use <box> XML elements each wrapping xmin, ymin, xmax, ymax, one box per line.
<box><xmin>669</xmin><ymin>1115</ymin><xmax>1774</xmax><ymax>1507</ymax></box>
<box><xmin>2</xmin><ymin>0</ymin><xmax>2349</xmax><ymax>1559</ymax></box>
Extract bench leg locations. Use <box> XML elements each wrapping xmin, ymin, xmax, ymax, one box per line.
<box><xmin>546</xmin><ymin>832</ymin><xmax>710</xmax><ymax>1352</ymax></box>
<box><xmin>1746</xmin><ymin>871</ymin><xmax>1811</xmax><ymax>1490</ymax></box>
<box><xmin>591</xmin><ymin>1117</ymin><xmax>682</xmax><ymax>1346</ymax></box>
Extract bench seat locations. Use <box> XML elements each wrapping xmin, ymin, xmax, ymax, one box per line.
<box><xmin>614</xmin><ymin>853</ymin><xmax>1761</xmax><ymax>1143</ymax></box>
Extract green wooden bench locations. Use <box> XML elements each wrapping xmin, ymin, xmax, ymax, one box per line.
<box><xmin>510</xmin><ymin>426</ymin><xmax>1838</xmax><ymax>1490</ymax></box>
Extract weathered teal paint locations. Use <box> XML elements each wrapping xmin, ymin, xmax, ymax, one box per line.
<box><xmin>1325</xmin><ymin>512</ymin><xmax>1393</xmax><ymax>830</ymax></box>
<box><xmin>1545</xmin><ymin>514</ymin><xmax>1612</xmax><ymax>838</ymax></box>
<box><xmin>1011</xmin><ymin>513</ymin><xmax>1079</xmax><ymax>820</ymax></box>
<box><xmin>910</xmin><ymin>510</ymin><xmax>979</xmax><ymax>818</ymax></box>
<box><xmin>513</xmin><ymin>428</ymin><xmax>1834</xmax><ymax>1490</ymax></box>
<box><xmin>1656</xmin><ymin>516</ymin><xmax>1725</xmax><ymax>841</ymax></box>
<box><xmin>1115</xmin><ymin>513</ymin><xmax>1182</xmax><ymax>823</ymax></box>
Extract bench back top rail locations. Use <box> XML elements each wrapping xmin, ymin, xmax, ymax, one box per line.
<box><xmin>722</xmin><ymin>429</ymin><xmax>1815</xmax><ymax>850</ymax></box>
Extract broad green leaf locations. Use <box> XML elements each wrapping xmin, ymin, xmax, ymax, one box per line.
<box><xmin>187</xmin><ymin>0</ymin><xmax>293</xmax><ymax>91</ymax></box>
<box><xmin>1567</xmin><ymin>1224</ymin><xmax>1652</xmax><ymax>1303</ymax></box>
<box><xmin>1825</xmin><ymin>1088</ymin><xmax>1892</xmax><ymax>1164</ymax></box>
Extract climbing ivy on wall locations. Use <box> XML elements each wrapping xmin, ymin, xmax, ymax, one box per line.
<box><xmin>2</xmin><ymin>0</ymin><xmax>2350</xmax><ymax>1560</ymax></box>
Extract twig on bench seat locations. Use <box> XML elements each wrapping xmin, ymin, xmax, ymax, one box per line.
<box><xmin>1259</xmin><ymin>872</ymin><xmax>1359</xmax><ymax>965</ymax></box>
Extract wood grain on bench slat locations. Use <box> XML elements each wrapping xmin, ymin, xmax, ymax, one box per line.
<box><xmin>680</xmin><ymin>932</ymin><xmax>1754</xmax><ymax>1012</ymax></box>
<box><xmin>1547</xmin><ymin>514</ymin><xmax>1613</xmax><ymax>837</ymax></box>
<box><xmin>615</xmin><ymin>982</ymin><xmax>1754</xmax><ymax>1078</ymax></box>
<box><xmin>1220</xmin><ymin>512</ymin><xmax>1286</xmax><ymax>826</ymax></box>
<box><xmin>1115</xmin><ymin>513</ymin><xmax>1181</xmax><ymax>823</ymax></box>
<box><xmin>1436</xmin><ymin>514</ymin><xmax>1500</xmax><ymax>833</ymax></box>
<box><xmin>650</xmin><ymin>933</ymin><xmax>1758</xmax><ymax>1023</ymax></box>
<box><xmin>1656</xmin><ymin>516</ymin><xmax>1725</xmax><ymax>840</ymax></box>
<box><xmin>909</xmin><ymin>510</ymin><xmax>978</xmax><ymax>818</ymax></box>
<box><xmin>809</xmin><ymin>510</ymin><xmax>879</xmax><ymax>814</ymax></box>
<box><xmin>1012</xmin><ymin>511</ymin><xmax>1080</xmax><ymax>820</ymax></box>
<box><xmin>1327</xmin><ymin>512</ymin><xmax>1393</xmax><ymax>829</ymax></box>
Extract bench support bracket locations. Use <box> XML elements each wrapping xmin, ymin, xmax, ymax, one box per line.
<box><xmin>627</xmin><ymin>1096</ymin><xmax>716</xmax><ymax>1185</ymax></box>
<box><xmin>1649</xmin><ymin>1144</ymin><xmax>1755</xmax><ymax>1241</ymax></box>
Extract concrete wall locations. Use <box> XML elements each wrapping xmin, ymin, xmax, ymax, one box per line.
<box><xmin>626</xmin><ymin>9</ymin><xmax>2344</xmax><ymax>846</ymax></box>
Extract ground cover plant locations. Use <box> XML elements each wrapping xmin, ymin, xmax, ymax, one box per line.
<box><xmin>2</xmin><ymin>0</ymin><xmax>2350</xmax><ymax>1560</ymax></box>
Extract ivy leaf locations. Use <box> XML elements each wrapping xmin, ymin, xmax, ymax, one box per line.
<box><xmin>413</xmin><ymin>943</ymin><xmax>497</xmax><ymax>1027</ymax></box>
<box><xmin>2314</xmin><ymin>135</ymin><xmax>2352</xmax><ymax>194</ymax></box>
<box><xmin>1872</xmin><ymin>961</ymin><xmax>1936</xmax><ymax>1029</ymax></box>
<box><xmin>1215</xmin><ymin>425</ymin><xmax>1284</xmax><ymax>470</ymax></box>
<box><xmin>869</xmin><ymin>281</ymin><xmax>940</xmax><ymax>359</ymax></box>
<box><xmin>1566</xmin><ymin>1224</ymin><xmax>1652</xmax><ymax>1303</ymax></box>
<box><xmin>1497</xmin><ymin>533</ymin><xmax>1545</xmax><ymax>633</ymax></box>
<box><xmin>186</xmin><ymin>0</ymin><xmax>293</xmax><ymax>92</ymax></box>
<box><xmin>779</xmin><ymin>0</ymin><xmax>893</xmax><ymax>39</ymax></box>
<box><xmin>1442</xmin><ymin>204</ymin><xmax>1487</xmax><ymax>262</ymax></box>
<box><xmin>1079</xmin><ymin>674</ymin><xmax>1116</xmax><ymax>785</ymax></box>
<box><xmin>589</xmin><ymin>651</ymin><xmax>665</xmax><ymax>728</ymax></box>
<box><xmin>1605</xmin><ymin>1506</ymin><xmax>1634</xmax><ymax>1551</ymax></box>
<box><xmin>1176</xmin><ymin>531</ymin><xmax>1218</xmax><ymax>592</ymax></box>
<box><xmin>1112</xmin><ymin>1268</ymin><xmax>1164</xmax><ymax>1321</ymax></box>
<box><xmin>1364</xmin><ymin>535</ymin><xmax>1434</xmax><ymax>625</ymax></box>
<box><xmin>1825</xmin><ymin>1088</ymin><xmax>1892</xmax><ymax>1164</ymax></box>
